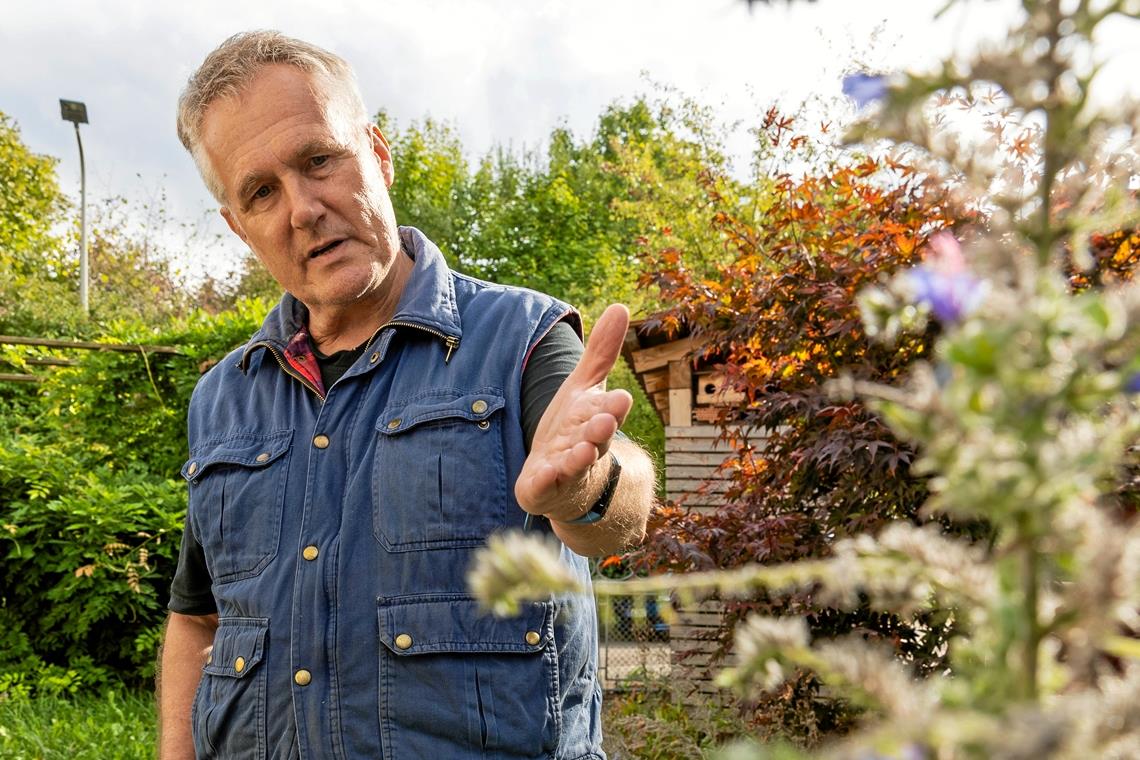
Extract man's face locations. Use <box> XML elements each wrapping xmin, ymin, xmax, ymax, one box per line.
<box><xmin>201</xmin><ymin>65</ymin><xmax>401</xmax><ymax>315</ymax></box>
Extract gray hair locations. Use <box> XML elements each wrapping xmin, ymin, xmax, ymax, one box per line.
<box><xmin>177</xmin><ymin>30</ymin><xmax>369</xmax><ymax>202</ymax></box>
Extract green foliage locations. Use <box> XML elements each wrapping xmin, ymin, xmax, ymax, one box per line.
<box><xmin>376</xmin><ymin>96</ymin><xmax>729</xmax><ymax>315</ymax></box>
<box><xmin>0</xmin><ymin>111</ymin><xmax>66</xmax><ymax>270</ymax></box>
<box><xmin>0</xmin><ymin>689</ymin><xmax>156</xmax><ymax>759</ymax></box>
<box><xmin>0</xmin><ymin>303</ymin><xmax>269</xmax><ymax>694</ymax></box>
<box><xmin>0</xmin><ymin>111</ymin><xmax>76</xmax><ymax>337</ymax></box>
<box><xmin>378</xmin><ymin>110</ymin><xmax>470</xmax><ymax>260</ymax></box>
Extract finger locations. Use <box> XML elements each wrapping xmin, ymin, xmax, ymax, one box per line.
<box><xmin>561</xmin><ymin>439</ymin><xmax>601</xmax><ymax>476</ymax></box>
<box><xmin>566</xmin><ymin>304</ymin><xmax>630</xmax><ymax>390</ymax></box>
<box><xmin>581</xmin><ymin>414</ymin><xmax>619</xmax><ymax>448</ymax></box>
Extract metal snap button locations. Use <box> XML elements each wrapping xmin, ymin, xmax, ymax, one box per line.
<box><xmin>294</xmin><ymin>669</ymin><xmax>312</xmax><ymax>686</ymax></box>
<box><xmin>187</xmin><ymin>462</ymin><xmax>198</xmax><ymax>477</ymax></box>
<box><xmin>394</xmin><ymin>633</ymin><xmax>413</xmax><ymax>650</ymax></box>
<box><xmin>255</xmin><ymin>452</ymin><xmax>270</xmax><ymax>463</ymax></box>
<box><xmin>369</xmin><ymin>352</ymin><xmax>380</xmax><ymax>364</ymax></box>
<box><xmin>387</xmin><ymin>419</ymin><xmax>401</xmax><ymax>430</ymax></box>
<box><xmin>477</xmin><ymin>420</ymin><xmax>490</xmax><ymax>430</ymax></box>
<box><xmin>302</xmin><ymin>545</ymin><xmax>319</xmax><ymax>561</ymax></box>
<box><xmin>525</xmin><ymin>631</ymin><xmax>541</xmax><ymax>646</ymax></box>
<box><xmin>313</xmin><ymin>434</ymin><xmax>330</xmax><ymax>449</ymax></box>
<box><xmin>234</xmin><ymin>656</ymin><xmax>246</xmax><ymax>673</ymax></box>
<box><xmin>471</xmin><ymin>399</ymin><xmax>488</xmax><ymax>414</ymax></box>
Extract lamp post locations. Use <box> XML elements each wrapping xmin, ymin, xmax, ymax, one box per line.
<box><xmin>59</xmin><ymin>99</ymin><xmax>89</xmax><ymax>316</ymax></box>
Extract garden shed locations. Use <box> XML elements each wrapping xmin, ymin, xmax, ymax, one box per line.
<box><xmin>621</xmin><ymin>319</ymin><xmax>751</xmax><ymax>700</ymax></box>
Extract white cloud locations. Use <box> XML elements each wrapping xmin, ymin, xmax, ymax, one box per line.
<box><xmin>2</xmin><ymin>0</ymin><xmax>1135</xmax><ymax>282</ymax></box>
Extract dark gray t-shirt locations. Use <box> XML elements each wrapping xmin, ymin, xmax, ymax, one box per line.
<box><xmin>168</xmin><ymin>320</ymin><xmax>583</xmax><ymax>615</ymax></box>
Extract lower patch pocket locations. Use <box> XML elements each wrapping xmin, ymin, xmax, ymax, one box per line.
<box><xmin>192</xmin><ymin>617</ymin><xmax>269</xmax><ymax>759</ymax></box>
<box><xmin>377</xmin><ymin>594</ymin><xmax>559</xmax><ymax>759</ymax></box>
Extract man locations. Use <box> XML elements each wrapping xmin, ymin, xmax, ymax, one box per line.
<box><xmin>159</xmin><ymin>31</ymin><xmax>655</xmax><ymax>760</ymax></box>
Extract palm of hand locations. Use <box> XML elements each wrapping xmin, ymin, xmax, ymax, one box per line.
<box><xmin>514</xmin><ymin>304</ymin><xmax>633</xmax><ymax>520</ymax></box>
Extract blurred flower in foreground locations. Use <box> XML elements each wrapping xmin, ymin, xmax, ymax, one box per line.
<box><xmin>843</xmin><ymin>73</ymin><xmax>889</xmax><ymax>108</ymax></box>
<box><xmin>1126</xmin><ymin>372</ymin><xmax>1140</xmax><ymax>393</ymax></box>
<box><xmin>467</xmin><ymin>531</ymin><xmax>585</xmax><ymax>616</ymax></box>
<box><xmin>907</xmin><ymin>232</ymin><xmax>987</xmax><ymax>324</ymax></box>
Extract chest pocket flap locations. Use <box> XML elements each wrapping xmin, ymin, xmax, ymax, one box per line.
<box><xmin>375</xmin><ymin>391</ymin><xmax>504</xmax><ymax>436</ymax></box>
<box><xmin>377</xmin><ymin>594</ymin><xmax>551</xmax><ymax>655</ymax></box>
<box><xmin>181</xmin><ymin>430</ymin><xmax>293</xmax><ymax>482</ymax></box>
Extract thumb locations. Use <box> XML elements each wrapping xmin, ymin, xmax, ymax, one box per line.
<box><xmin>566</xmin><ymin>304</ymin><xmax>631</xmax><ymax>389</ymax></box>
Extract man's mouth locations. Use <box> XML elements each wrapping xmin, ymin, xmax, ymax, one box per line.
<box><xmin>309</xmin><ymin>240</ymin><xmax>344</xmax><ymax>258</ymax></box>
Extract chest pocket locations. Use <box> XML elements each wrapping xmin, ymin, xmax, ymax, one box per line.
<box><xmin>182</xmin><ymin>430</ymin><xmax>292</xmax><ymax>583</ymax></box>
<box><xmin>373</xmin><ymin>390</ymin><xmax>508</xmax><ymax>552</ymax></box>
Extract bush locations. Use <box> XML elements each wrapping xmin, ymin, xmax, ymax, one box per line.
<box><xmin>0</xmin><ymin>301</ymin><xmax>269</xmax><ymax>695</ymax></box>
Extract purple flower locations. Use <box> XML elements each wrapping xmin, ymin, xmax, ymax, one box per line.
<box><xmin>908</xmin><ymin>268</ymin><xmax>985</xmax><ymax>324</ymax></box>
<box><xmin>1125</xmin><ymin>373</ymin><xmax>1140</xmax><ymax>393</ymax></box>
<box><xmin>906</xmin><ymin>232</ymin><xmax>986</xmax><ymax>324</ymax></box>
<box><xmin>843</xmin><ymin>73</ymin><xmax>889</xmax><ymax>108</ymax></box>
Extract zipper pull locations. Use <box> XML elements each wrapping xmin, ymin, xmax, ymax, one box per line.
<box><xmin>443</xmin><ymin>336</ymin><xmax>459</xmax><ymax>364</ymax></box>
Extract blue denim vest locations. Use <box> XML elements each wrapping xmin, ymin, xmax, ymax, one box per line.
<box><xmin>180</xmin><ymin>228</ymin><xmax>605</xmax><ymax>759</ymax></box>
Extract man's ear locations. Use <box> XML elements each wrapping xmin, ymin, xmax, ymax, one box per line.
<box><xmin>369</xmin><ymin>124</ymin><xmax>395</xmax><ymax>188</ymax></box>
<box><xmin>220</xmin><ymin>207</ymin><xmax>249</xmax><ymax>245</ymax></box>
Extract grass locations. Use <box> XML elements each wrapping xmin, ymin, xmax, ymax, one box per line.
<box><xmin>601</xmin><ymin>679</ymin><xmax>754</xmax><ymax>759</ymax></box>
<box><xmin>0</xmin><ymin>681</ymin><xmax>747</xmax><ymax>759</ymax></box>
<box><xmin>0</xmin><ymin>690</ymin><xmax>156</xmax><ymax>760</ymax></box>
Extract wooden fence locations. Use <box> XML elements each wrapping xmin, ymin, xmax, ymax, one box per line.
<box><xmin>0</xmin><ymin>335</ymin><xmax>181</xmax><ymax>383</ymax></box>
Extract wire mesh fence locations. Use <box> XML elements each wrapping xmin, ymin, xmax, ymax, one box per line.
<box><xmin>593</xmin><ymin>561</ymin><xmax>672</xmax><ymax>691</ymax></box>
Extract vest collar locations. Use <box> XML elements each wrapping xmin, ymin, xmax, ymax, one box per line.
<box><xmin>240</xmin><ymin>227</ymin><xmax>462</xmax><ymax>372</ymax></box>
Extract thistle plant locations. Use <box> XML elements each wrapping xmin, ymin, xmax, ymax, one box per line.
<box><xmin>471</xmin><ymin>1</ymin><xmax>1140</xmax><ymax>756</ymax></box>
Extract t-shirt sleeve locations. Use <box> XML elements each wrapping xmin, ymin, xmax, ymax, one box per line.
<box><xmin>168</xmin><ymin>511</ymin><xmax>218</xmax><ymax>616</ymax></box>
<box><xmin>521</xmin><ymin>320</ymin><xmax>583</xmax><ymax>451</ymax></box>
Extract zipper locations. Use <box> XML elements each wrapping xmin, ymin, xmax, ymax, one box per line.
<box><xmin>243</xmin><ymin>321</ymin><xmax>459</xmax><ymax>398</ymax></box>
<box><xmin>376</xmin><ymin>320</ymin><xmax>460</xmax><ymax>364</ymax></box>
<box><xmin>251</xmin><ymin>341</ymin><xmax>324</xmax><ymax>400</ymax></box>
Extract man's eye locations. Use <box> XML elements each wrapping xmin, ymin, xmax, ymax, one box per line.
<box><xmin>253</xmin><ymin>186</ymin><xmax>271</xmax><ymax>200</ymax></box>
<box><xmin>311</xmin><ymin>155</ymin><xmax>328</xmax><ymax>167</ymax></box>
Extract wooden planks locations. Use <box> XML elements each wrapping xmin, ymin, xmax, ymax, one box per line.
<box><xmin>627</xmin><ymin>336</ymin><xmax>696</xmax><ymax>374</ymax></box>
<box><xmin>695</xmin><ymin>372</ymin><xmax>745</xmax><ymax>406</ymax></box>
<box><xmin>670</xmin><ymin>600</ymin><xmax>735</xmax><ymax>702</ymax></box>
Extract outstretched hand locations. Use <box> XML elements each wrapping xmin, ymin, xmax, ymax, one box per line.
<box><xmin>515</xmin><ymin>304</ymin><xmax>634</xmax><ymax>521</ymax></box>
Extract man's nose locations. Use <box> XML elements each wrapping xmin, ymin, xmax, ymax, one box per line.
<box><xmin>286</xmin><ymin>177</ymin><xmax>325</xmax><ymax>230</ymax></box>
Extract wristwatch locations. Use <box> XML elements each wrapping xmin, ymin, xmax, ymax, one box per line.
<box><xmin>564</xmin><ymin>449</ymin><xmax>622</xmax><ymax>525</ymax></box>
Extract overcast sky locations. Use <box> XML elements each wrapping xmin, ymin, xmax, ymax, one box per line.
<box><xmin>3</xmin><ymin>0</ymin><xmax>1137</xmax><ymax>280</ymax></box>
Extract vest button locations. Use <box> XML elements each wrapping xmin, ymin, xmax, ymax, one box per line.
<box><xmin>312</xmin><ymin>434</ymin><xmax>330</xmax><ymax>449</ymax></box>
<box><xmin>471</xmin><ymin>399</ymin><xmax>488</xmax><ymax>414</ymax></box>
<box><xmin>294</xmin><ymin>669</ymin><xmax>312</xmax><ymax>686</ymax></box>
<box><xmin>255</xmin><ymin>452</ymin><xmax>270</xmax><ymax>463</ymax></box>
<box><xmin>234</xmin><ymin>657</ymin><xmax>245</xmax><ymax>673</ymax></box>
<box><xmin>525</xmin><ymin>631</ymin><xmax>541</xmax><ymax>646</ymax></box>
<box><xmin>302</xmin><ymin>545</ymin><xmax>319</xmax><ymax>561</ymax></box>
<box><xmin>186</xmin><ymin>462</ymin><xmax>198</xmax><ymax>477</ymax></box>
<box><xmin>394</xmin><ymin>633</ymin><xmax>413</xmax><ymax>650</ymax></box>
<box><xmin>387</xmin><ymin>419</ymin><xmax>401</xmax><ymax>430</ymax></box>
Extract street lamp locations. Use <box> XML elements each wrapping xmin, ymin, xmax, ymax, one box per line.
<box><xmin>59</xmin><ymin>98</ymin><xmax>89</xmax><ymax>316</ymax></box>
